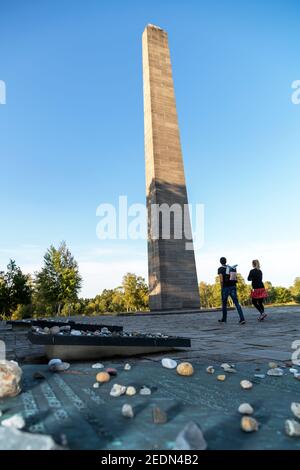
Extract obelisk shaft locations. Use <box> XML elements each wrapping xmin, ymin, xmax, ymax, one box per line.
<box><xmin>142</xmin><ymin>24</ymin><xmax>200</xmax><ymax>310</ymax></box>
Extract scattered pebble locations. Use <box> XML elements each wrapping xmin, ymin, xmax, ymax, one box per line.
<box><xmin>241</xmin><ymin>416</ymin><xmax>259</xmax><ymax>433</ymax></box>
<box><xmin>238</xmin><ymin>403</ymin><xmax>254</xmax><ymax>415</ymax></box>
<box><xmin>152</xmin><ymin>406</ymin><xmax>167</xmax><ymax>424</ymax></box>
<box><xmin>285</xmin><ymin>419</ymin><xmax>300</xmax><ymax>437</ymax></box>
<box><xmin>0</xmin><ymin>427</ymin><xmax>61</xmax><ymax>450</ymax></box>
<box><xmin>93</xmin><ymin>382</ymin><xmax>100</xmax><ymax>389</ymax></box>
<box><xmin>110</xmin><ymin>384</ymin><xmax>126</xmax><ymax>397</ymax></box>
<box><xmin>53</xmin><ymin>362</ymin><xmax>70</xmax><ymax>372</ymax></box>
<box><xmin>240</xmin><ymin>380</ymin><xmax>253</xmax><ymax>390</ymax></box>
<box><xmin>174</xmin><ymin>421</ymin><xmax>207</xmax><ymax>450</ymax></box>
<box><xmin>224</xmin><ymin>367</ymin><xmax>236</xmax><ymax>373</ymax></box>
<box><xmin>70</xmin><ymin>329</ymin><xmax>81</xmax><ymax>336</ymax></box>
<box><xmin>48</xmin><ymin>359</ymin><xmax>70</xmax><ymax>372</ymax></box>
<box><xmin>91</xmin><ymin>363</ymin><xmax>104</xmax><ymax>369</ymax></box>
<box><xmin>267</xmin><ymin>368</ymin><xmax>283</xmax><ymax>377</ymax></box>
<box><xmin>59</xmin><ymin>325</ymin><xmax>71</xmax><ymax>333</ymax></box>
<box><xmin>1</xmin><ymin>414</ymin><xmax>25</xmax><ymax>430</ymax></box>
<box><xmin>217</xmin><ymin>375</ymin><xmax>226</xmax><ymax>381</ymax></box>
<box><xmin>176</xmin><ymin>362</ymin><xmax>194</xmax><ymax>376</ymax></box>
<box><xmin>268</xmin><ymin>362</ymin><xmax>278</xmax><ymax>369</ymax></box>
<box><xmin>254</xmin><ymin>374</ymin><xmax>265</xmax><ymax>379</ymax></box>
<box><xmin>220</xmin><ymin>363</ymin><xmax>236</xmax><ymax>373</ymax></box>
<box><xmin>140</xmin><ymin>386</ymin><xmax>151</xmax><ymax>396</ymax></box>
<box><xmin>96</xmin><ymin>372</ymin><xmax>111</xmax><ymax>383</ymax></box>
<box><xmin>162</xmin><ymin>358</ymin><xmax>177</xmax><ymax>369</ymax></box>
<box><xmin>289</xmin><ymin>368</ymin><xmax>298</xmax><ymax>374</ymax></box>
<box><xmin>33</xmin><ymin>371</ymin><xmax>46</xmax><ymax>380</ymax></box>
<box><xmin>294</xmin><ymin>373</ymin><xmax>300</xmax><ymax>381</ymax></box>
<box><xmin>0</xmin><ymin>361</ymin><xmax>22</xmax><ymax>398</ymax></box>
<box><xmin>124</xmin><ymin>363</ymin><xmax>131</xmax><ymax>371</ymax></box>
<box><xmin>106</xmin><ymin>368</ymin><xmax>117</xmax><ymax>377</ymax></box>
<box><xmin>122</xmin><ymin>404</ymin><xmax>134</xmax><ymax>419</ymax></box>
<box><xmin>126</xmin><ymin>386</ymin><xmax>136</xmax><ymax>396</ymax></box>
<box><xmin>291</xmin><ymin>402</ymin><xmax>300</xmax><ymax>419</ymax></box>
<box><xmin>206</xmin><ymin>366</ymin><xmax>215</xmax><ymax>374</ymax></box>
<box><xmin>50</xmin><ymin>326</ymin><xmax>60</xmax><ymax>335</ymax></box>
<box><xmin>48</xmin><ymin>359</ymin><xmax>62</xmax><ymax>368</ymax></box>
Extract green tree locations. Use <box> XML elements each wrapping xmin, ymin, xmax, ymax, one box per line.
<box><xmin>236</xmin><ymin>274</ymin><xmax>252</xmax><ymax>306</ymax></box>
<box><xmin>98</xmin><ymin>289</ymin><xmax>120</xmax><ymax>313</ymax></box>
<box><xmin>211</xmin><ymin>277</ymin><xmax>222</xmax><ymax>307</ymax></box>
<box><xmin>264</xmin><ymin>281</ymin><xmax>276</xmax><ymax>304</ymax></box>
<box><xmin>35</xmin><ymin>242</ymin><xmax>82</xmax><ymax>315</ymax></box>
<box><xmin>85</xmin><ymin>289</ymin><xmax>119</xmax><ymax>315</ymax></box>
<box><xmin>11</xmin><ymin>304</ymin><xmax>34</xmax><ymax>320</ymax></box>
<box><xmin>199</xmin><ymin>282</ymin><xmax>215</xmax><ymax>308</ymax></box>
<box><xmin>0</xmin><ymin>260</ymin><xmax>32</xmax><ymax>318</ymax></box>
<box><xmin>5</xmin><ymin>260</ymin><xmax>32</xmax><ymax>310</ymax></box>
<box><xmin>273</xmin><ymin>286</ymin><xmax>292</xmax><ymax>304</ymax></box>
<box><xmin>122</xmin><ymin>273</ymin><xmax>149</xmax><ymax>312</ymax></box>
<box><xmin>290</xmin><ymin>277</ymin><xmax>300</xmax><ymax>303</ymax></box>
<box><xmin>0</xmin><ymin>271</ymin><xmax>9</xmax><ymax>317</ymax></box>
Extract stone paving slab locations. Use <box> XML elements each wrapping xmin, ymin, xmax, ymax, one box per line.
<box><xmin>68</xmin><ymin>306</ymin><xmax>300</xmax><ymax>365</ymax></box>
<box><xmin>0</xmin><ymin>361</ymin><xmax>300</xmax><ymax>450</ymax></box>
<box><xmin>3</xmin><ymin>306</ymin><xmax>300</xmax><ymax>364</ymax></box>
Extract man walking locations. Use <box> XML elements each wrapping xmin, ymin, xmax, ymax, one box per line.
<box><xmin>218</xmin><ymin>257</ymin><xmax>246</xmax><ymax>324</ymax></box>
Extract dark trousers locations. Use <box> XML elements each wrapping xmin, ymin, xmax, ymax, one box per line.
<box><xmin>221</xmin><ymin>286</ymin><xmax>245</xmax><ymax>322</ymax></box>
<box><xmin>252</xmin><ymin>298</ymin><xmax>264</xmax><ymax>314</ymax></box>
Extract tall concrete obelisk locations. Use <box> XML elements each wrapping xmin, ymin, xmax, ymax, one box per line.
<box><xmin>142</xmin><ymin>24</ymin><xmax>200</xmax><ymax>311</ymax></box>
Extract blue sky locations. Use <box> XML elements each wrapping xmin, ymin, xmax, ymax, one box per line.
<box><xmin>1</xmin><ymin>0</ymin><xmax>300</xmax><ymax>297</ymax></box>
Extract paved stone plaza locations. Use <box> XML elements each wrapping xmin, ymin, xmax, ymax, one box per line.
<box><xmin>1</xmin><ymin>306</ymin><xmax>300</xmax><ymax>450</ymax></box>
<box><xmin>72</xmin><ymin>305</ymin><xmax>300</xmax><ymax>364</ymax></box>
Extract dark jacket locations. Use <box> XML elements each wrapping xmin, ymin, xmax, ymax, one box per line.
<box><xmin>248</xmin><ymin>268</ymin><xmax>264</xmax><ymax>289</ymax></box>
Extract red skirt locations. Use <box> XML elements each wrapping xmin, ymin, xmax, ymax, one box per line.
<box><xmin>251</xmin><ymin>288</ymin><xmax>268</xmax><ymax>299</ymax></box>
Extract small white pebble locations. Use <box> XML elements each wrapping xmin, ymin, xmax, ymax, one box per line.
<box><xmin>140</xmin><ymin>386</ymin><xmax>151</xmax><ymax>395</ymax></box>
<box><xmin>238</xmin><ymin>403</ymin><xmax>254</xmax><ymax>415</ymax></box>
<box><xmin>122</xmin><ymin>404</ymin><xmax>134</xmax><ymax>418</ymax></box>
<box><xmin>1</xmin><ymin>414</ymin><xmax>25</xmax><ymax>429</ymax></box>
<box><xmin>92</xmin><ymin>363</ymin><xmax>104</xmax><ymax>369</ymax></box>
<box><xmin>240</xmin><ymin>380</ymin><xmax>253</xmax><ymax>390</ymax></box>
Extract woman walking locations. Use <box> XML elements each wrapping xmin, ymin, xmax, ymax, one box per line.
<box><xmin>248</xmin><ymin>260</ymin><xmax>268</xmax><ymax>321</ymax></box>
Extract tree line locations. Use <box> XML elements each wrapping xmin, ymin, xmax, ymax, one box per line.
<box><xmin>0</xmin><ymin>242</ymin><xmax>299</xmax><ymax>320</ymax></box>
<box><xmin>199</xmin><ymin>274</ymin><xmax>299</xmax><ymax>309</ymax></box>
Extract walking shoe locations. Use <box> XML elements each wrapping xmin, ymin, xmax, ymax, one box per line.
<box><xmin>218</xmin><ymin>319</ymin><xmax>226</xmax><ymax>323</ymax></box>
<box><xmin>239</xmin><ymin>320</ymin><xmax>246</xmax><ymax>325</ymax></box>
<box><xmin>258</xmin><ymin>313</ymin><xmax>267</xmax><ymax>322</ymax></box>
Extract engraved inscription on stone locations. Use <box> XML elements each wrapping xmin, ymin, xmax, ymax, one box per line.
<box><xmin>41</xmin><ymin>382</ymin><xmax>70</xmax><ymax>422</ymax></box>
<box><xmin>21</xmin><ymin>391</ymin><xmax>46</xmax><ymax>433</ymax></box>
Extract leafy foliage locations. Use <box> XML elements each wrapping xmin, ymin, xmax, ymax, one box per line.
<box><xmin>84</xmin><ymin>273</ymin><xmax>149</xmax><ymax>314</ymax></box>
<box><xmin>0</xmin><ymin>260</ymin><xmax>32</xmax><ymax>319</ymax></box>
<box><xmin>199</xmin><ymin>275</ymin><xmax>298</xmax><ymax>309</ymax></box>
<box><xmin>34</xmin><ymin>241</ymin><xmax>82</xmax><ymax>315</ymax></box>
